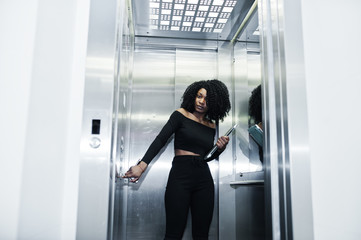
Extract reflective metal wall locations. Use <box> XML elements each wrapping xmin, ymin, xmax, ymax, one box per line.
<box><xmin>78</xmin><ymin>1</ymin><xmax>266</xmax><ymax>239</ymax></box>
<box><xmin>113</xmin><ymin>42</ymin><xmax>219</xmax><ymax>239</ymax></box>
<box><xmin>217</xmin><ymin>41</ymin><xmax>236</xmax><ymax>240</ymax></box>
<box><xmin>216</xmin><ymin>8</ymin><xmax>265</xmax><ymax>240</ymax></box>
<box><xmin>232</xmin><ymin>40</ymin><xmax>265</xmax><ymax>240</ymax></box>
<box><xmin>110</xmin><ymin>0</ymin><xmax>134</xmax><ymax>239</ymax></box>
<box><xmin>77</xmin><ymin>0</ymin><xmax>119</xmax><ymax>238</ymax></box>
<box><xmin>123</xmin><ymin>46</ymin><xmax>176</xmax><ymax>239</ymax></box>
<box><xmin>113</xmin><ymin>40</ymin><xmax>265</xmax><ymax>240</ymax></box>
<box><xmin>234</xmin><ymin>41</ymin><xmax>263</xmax><ymax>173</ymax></box>
<box><xmin>259</xmin><ymin>0</ymin><xmax>313</xmax><ymax>238</ymax></box>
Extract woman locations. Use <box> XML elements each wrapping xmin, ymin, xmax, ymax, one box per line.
<box><xmin>123</xmin><ymin>79</ymin><xmax>231</xmax><ymax>240</ymax></box>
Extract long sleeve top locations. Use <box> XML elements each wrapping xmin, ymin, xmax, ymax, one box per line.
<box><xmin>140</xmin><ymin>110</ymin><xmax>220</xmax><ymax>164</ymax></box>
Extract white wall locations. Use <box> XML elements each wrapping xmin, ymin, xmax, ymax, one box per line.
<box><xmin>301</xmin><ymin>0</ymin><xmax>361</xmax><ymax>239</ymax></box>
<box><xmin>0</xmin><ymin>1</ymin><xmax>38</xmax><ymax>238</ymax></box>
<box><xmin>0</xmin><ymin>0</ymin><xmax>89</xmax><ymax>239</ymax></box>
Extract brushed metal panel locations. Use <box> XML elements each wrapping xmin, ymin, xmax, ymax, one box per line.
<box><xmin>235</xmin><ymin>185</ymin><xmax>265</xmax><ymax>239</ymax></box>
<box><xmin>233</xmin><ymin>42</ymin><xmax>262</xmax><ymax>174</ymax></box>
<box><xmin>223</xmin><ymin>32</ymin><xmax>264</xmax><ymax>240</ymax></box>
<box><xmin>217</xmin><ymin>42</ymin><xmax>236</xmax><ymax>240</ymax></box>
<box><xmin>76</xmin><ymin>0</ymin><xmax>118</xmax><ymax>239</ymax></box>
<box><xmin>175</xmin><ymin>49</ymin><xmax>218</xmax><ymax>103</ymax></box>
<box><xmin>246</xmin><ymin>44</ymin><xmax>263</xmax><ymax>172</ymax></box>
<box><xmin>111</xmin><ymin>0</ymin><xmax>134</xmax><ymax>239</ymax></box>
<box><xmin>279</xmin><ymin>1</ymin><xmax>313</xmax><ymax>238</ymax></box>
<box><xmin>135</xmin><ymin>37</ymin><xmax>219</xmax><ymax>51</ymax></box>
<box><xmin>125</xmin><ymin>47</ymin><xmax>176</xmax><ymax>240</ymax></box>
<box><xmin>217</xmin><ymin>39</ymin><xmax>264</xmax><ymax>240</ymax></box>
<box><xmin>234</xmin><ymin>42</ymin><xmax>250</xmax><ymax>173</ymax></box>
<box><xmin>259</xmin><ymin>0</ymin><xmax>314</xmax><ymax>238</ymax></box>
<box><xmin>258</xmin><ymin>0</ymin><xmax>281</xmax><ymax>237</ymax></box>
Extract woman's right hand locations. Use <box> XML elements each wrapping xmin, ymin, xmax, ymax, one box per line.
<box><xmin>122</xmin><ymin>161</ymin><xmax>148</xmax><ymax>182</ymax></box>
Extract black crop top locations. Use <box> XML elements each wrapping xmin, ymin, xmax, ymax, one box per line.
<box><xmin>141</xmin><ymin>111</ymin><xmax>220</xmax><ymax>164</ymax></box>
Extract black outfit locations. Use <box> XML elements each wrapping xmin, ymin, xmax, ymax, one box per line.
<box><xmin>140</xmin><ymin>111</ymin><xmax>220</xmax><ymax>240</ymax></box>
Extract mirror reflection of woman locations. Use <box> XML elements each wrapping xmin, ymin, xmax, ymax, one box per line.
<box><xmin>123</xmin><ymin>80</ymin><xmax>231</xmax><ymax>240</ymax></box>
<box><xmin>248</xmin><ymin>84</ymin><xmax>263</xmax><ymax>163</ymax></box>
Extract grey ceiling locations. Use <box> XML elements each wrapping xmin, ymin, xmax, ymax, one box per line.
<box><xmin>132</xmin><ymin>0</ymin><xmax>259</xmax><ymax>43</ymax></box>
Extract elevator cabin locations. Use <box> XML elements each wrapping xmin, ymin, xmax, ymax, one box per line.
<box><xmin>77</xmin><ymin>0</ymin><xmax>265</xmax><ymax>239</ymax></box>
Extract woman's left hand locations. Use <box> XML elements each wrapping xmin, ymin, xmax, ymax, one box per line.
<box><xmin>216</xmin><ymin>136</ymin><xmax>229</xmax><ymax>151</ymax></box>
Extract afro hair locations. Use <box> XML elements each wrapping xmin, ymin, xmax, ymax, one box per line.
<box><xmin>249</xmin><ymin>84</ymin><xmax>262</xmax><ymax>124</ymax></box>
<box><xmin>180</xmin><ymin>79</ymin><xmax>231</xmax><ymax>122</ymax></box>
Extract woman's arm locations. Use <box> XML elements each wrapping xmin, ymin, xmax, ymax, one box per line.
<box><xmin>122</xmin><ymin>111</ymin><xmax>182</xmax><ymax>181</ymax></box>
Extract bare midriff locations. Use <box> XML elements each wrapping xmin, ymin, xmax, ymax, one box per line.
<box><xmin>175</xmin><ymin>149</ymin><xmax>200</xmax><ymax>156</ymax></box>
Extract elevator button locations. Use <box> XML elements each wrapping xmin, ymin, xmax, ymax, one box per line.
<box><xmin>89</xmin><ymin>137</ymin><xmax>101</xmax><ymax>148</ymax></box>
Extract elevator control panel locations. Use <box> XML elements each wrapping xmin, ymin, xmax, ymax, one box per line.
<box><xmin>88</xmin><ymin>119</ymin><xmax>102</xmax><ymax>148</ymax></box>
<box><xmin>81</xmin><ymin>110</ymin><xmax>110</xmax><ymax>153</ymax></box>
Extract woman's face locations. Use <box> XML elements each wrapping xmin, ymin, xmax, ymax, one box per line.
<box><xmin>194</xmin><ymin>88</ymin><xmax>208</xmax><ymax>114</ymax></box>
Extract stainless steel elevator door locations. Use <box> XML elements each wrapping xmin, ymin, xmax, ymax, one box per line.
<box><xmin>114</xmin><ymin>44</ymin><xmax>218</xmax><ymax>240</ymax></box>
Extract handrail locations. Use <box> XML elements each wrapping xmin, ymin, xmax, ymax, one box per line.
<box><xmin>230</xmin><ymin>0</ymin><xmax>258</xmax><ymax>44</ymax></box>
<box><xmin>230</xmin><ymin>180</ymin><xmax>264</xmax><ymax>185</ymax></box>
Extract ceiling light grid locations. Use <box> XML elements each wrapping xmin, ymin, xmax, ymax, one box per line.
<box><xmin>149</xmin><ymin>0</ymin><xmax>236</xmax><ymax>33</ymax></box>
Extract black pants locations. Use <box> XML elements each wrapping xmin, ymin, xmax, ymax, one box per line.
<box><xmin>164</xmin><ymin>155</ymin><xmax>214</xmax><ymax>240</ymax></box>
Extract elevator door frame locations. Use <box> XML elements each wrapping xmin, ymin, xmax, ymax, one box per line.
<box><xmin>77</xmin><ymin>0</ymin><xmax>315</xmax><ymax>239</ymax></box>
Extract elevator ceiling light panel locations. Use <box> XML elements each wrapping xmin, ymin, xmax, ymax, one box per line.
<box><xmin>149</xmin><ymin>0</ymin><xmax>237</xmax><ymax>33</ymax></box>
